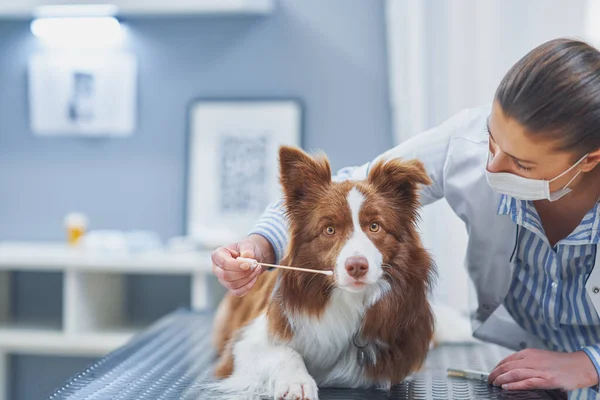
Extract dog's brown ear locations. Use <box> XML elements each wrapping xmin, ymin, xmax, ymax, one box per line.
<box><xmin>367</xmin><ymin>158</ymin><xmax>431</xmax><ymax>199</ymax></box>
<box><xmin>279</xmin><ymin>146</ymin><xmax>331</xmax><ymax>204</ymax></box>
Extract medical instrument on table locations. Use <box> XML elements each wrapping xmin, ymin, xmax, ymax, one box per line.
<box><xmin>447</xmin><ymin>368</ymin><xmax>490</xmax><ymax>382</ymax></box>
<box><xmin>237</xmin><ymin>257</ymin><xmax>334</xmax><ymax>276</ymax></box>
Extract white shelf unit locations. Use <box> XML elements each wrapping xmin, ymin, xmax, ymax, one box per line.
<box><xmin>0</xmin><ymin>241</ymin><xmax>215</xmax><ymax>400</ymax></box>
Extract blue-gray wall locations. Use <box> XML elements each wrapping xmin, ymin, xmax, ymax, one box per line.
<box><xmin>0</xmin><ymin>0</ymin><xmax>392</xmax><ymax>398</ymax></box>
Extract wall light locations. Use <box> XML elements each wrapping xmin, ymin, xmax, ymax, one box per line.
<box><xmin>30</xmin><ymin>4</ymin><xmax>123</xmax><ymax>48</ymax></box>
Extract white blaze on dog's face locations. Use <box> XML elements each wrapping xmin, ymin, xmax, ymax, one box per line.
<box><xmin>334</xmin><ymin>187</ymin><xmax>383</xmax><ymax>292</ymax></box>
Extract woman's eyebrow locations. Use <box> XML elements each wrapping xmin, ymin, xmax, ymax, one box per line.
<box><xmin>486</xmin><ymin>120</ymin><xmax>537</xmax><ymax>165</ymax></box>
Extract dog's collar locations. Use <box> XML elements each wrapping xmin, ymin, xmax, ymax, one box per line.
<box><xmin>352</xmin><ymin>332</ymin><xmax>368</xmax><ymax>349</ymax></box>
<box><xmin>353</xmin><ymin>332</ymin><xmax>370</xmax><ymax>367</ymax></box>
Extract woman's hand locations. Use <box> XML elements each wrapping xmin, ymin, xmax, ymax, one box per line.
<box><xmin>211</xmin><ymin>234</ymin><xmax>275</xmax><ymax>297</ymax></box>
<box><xmin>488</xmin><ymin>348</ymin><xmax>598</xmax><ymax>391</ymax></box>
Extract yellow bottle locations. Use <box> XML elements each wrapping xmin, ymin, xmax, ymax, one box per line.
<box><xmin>64</xmin><ymin>212</ymin><xmax>88</xmax><ymax>246</ymax></box>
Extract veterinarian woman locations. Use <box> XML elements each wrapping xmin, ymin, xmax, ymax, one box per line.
<box><xmin>211</xmin><ymin>38</ymin><xmax>600</xmax><ymax>392</ymax></box>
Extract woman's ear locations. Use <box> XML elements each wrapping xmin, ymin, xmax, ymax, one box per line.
<box><xmin>580</xmin><ymin>148</ymin><xmax>600</xmax><ymax>172</ymax></box>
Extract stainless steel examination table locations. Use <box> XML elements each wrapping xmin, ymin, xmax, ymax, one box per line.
<box><xmin>48</xmin><ymin>309</ymin><xmax>595</xmax><ymax>399</ymax></box>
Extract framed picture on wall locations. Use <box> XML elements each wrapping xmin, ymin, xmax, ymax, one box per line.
<box><xmin>185</xmin><ymin>98</ymin><xmax>303</xmax><ymax>249</ymax></box>
<box><xmin>28</xmin><ymin>52</ymin><xmax>137</xmax><ymax>136</ymax></box>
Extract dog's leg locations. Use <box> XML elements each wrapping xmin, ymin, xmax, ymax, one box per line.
<box><xmin>220</xmin><ymin>314</ymin><xmax>319</xmax><ymax>400</ymax></box>
<box><xmin>266</xmin><ymin>346</ymin><xmax>319</xmax><ymax>400</ymax></box>
<box><xmin>212</xmin><ymin>294</ymin><xmax>233</xmax><ymax>354</ymax></box>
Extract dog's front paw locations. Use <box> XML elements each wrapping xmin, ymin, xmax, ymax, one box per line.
<box><xmin>274</xmin><ymin>374</ymin><xmax>319</xmax><ymax>400</ymax></box>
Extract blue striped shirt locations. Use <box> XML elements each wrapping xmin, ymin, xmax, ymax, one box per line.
<box><xmin>499</xmin><ymin>195</ymin><xmax>600</xmax><ymax>378</ymax></box>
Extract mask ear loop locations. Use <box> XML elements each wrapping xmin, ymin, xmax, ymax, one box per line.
<box><xmin>549</xmin><ymin>153</ymin><xmax>589</xmax><ymax>183</ymax></box>
<box><xmin>546</xmin><ymin>155</ymin><xmax>588</xmax><ymax>201</ymax></box>
<box><xmin>560</xmin><ymin>169</ymin><xmax>583</xmax><ymax>192</ymax></box>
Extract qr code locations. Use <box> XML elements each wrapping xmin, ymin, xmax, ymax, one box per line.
<box><xmin>219</xmin><ymin>133</ymin><xmax>270</xmax><ymax>214</ymax></box>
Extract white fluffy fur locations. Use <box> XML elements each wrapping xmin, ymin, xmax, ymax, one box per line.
<box><xmin>432</xmin><ymin>303</ymin><xmax>478</xmax><ymax>344</ymax></box>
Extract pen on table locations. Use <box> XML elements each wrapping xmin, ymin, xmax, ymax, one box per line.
<box><xmin>447</xmin><ymin>368</ymin><xmax>490</xmax><ymax>382</ymax></box>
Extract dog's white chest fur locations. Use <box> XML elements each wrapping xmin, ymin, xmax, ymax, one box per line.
<box><xmin>215</xmin><ymin>284</ymin><xmax>390</xmax><ymax>399</ymax></box>
<box><xmin>289</xmin><ymin>289</ymin><xmax>365</xmax><ymax>371</ymax></box>
<box><xmin>287</xmin><ymin>283</ymin><xmax>390</xmax><ymax>387</ymax></box>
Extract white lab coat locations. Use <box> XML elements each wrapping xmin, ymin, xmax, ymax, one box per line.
<box><xmin>346</xmin><ymin>105</ymin><xmax>600</xmax><ymax>351</ymax></box>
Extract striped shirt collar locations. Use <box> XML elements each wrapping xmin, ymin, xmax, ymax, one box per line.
<box><xmin>498</xmin><ymin>194</ymin><xmax>600</xmax><ymax>245</ymax></box>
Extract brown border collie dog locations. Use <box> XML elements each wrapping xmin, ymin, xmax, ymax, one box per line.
<box><xmin>212</xmin><ymin>146</ymin><xmax>435</xmax><ymax>399</ymax></box>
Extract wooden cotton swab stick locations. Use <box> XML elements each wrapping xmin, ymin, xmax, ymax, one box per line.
<box><xmin>237</xmin><ymin>257</ymin><xmax>334</xmax><ymax>276</ymax></box>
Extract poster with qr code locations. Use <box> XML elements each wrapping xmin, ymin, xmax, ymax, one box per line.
<box><xmin>186</xmin><ymin>100</ymin><xmax>302</xmax><ymax>248</ymax></box>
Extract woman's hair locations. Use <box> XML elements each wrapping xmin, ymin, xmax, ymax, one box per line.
<box><xmin>495</xmin><ymin>38</ymin><xmax>600</xmax><ymax>156</ymax></box>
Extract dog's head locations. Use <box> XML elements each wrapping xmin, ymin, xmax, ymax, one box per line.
<box><xmin>278</xmin><ymin>146</ymin><xmax>431</xmax><ymax>295</ymax></box>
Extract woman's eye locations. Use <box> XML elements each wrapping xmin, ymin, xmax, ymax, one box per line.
<box><xmin>369</xmin><ymin>222</ymin><xmax>380</xmax><ymax>232</ymax></box>
<box><xmin>324</xmin><ymin>226</ymin><xmax>336</xmax><ymax>235</ymax></box>
<box><xmin>512</xmin><ymin>158</ymin><xmax>532</xmax><ymax>172</ymax></box>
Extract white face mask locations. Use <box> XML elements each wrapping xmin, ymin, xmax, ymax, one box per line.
<box><xmin>485</xmin><ymin>152</ymin><xmax>589</xmax><ymax>202</ymax></box>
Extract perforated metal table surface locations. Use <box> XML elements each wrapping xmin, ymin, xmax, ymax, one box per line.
<box><xmin>49</xmin><ymin>310</ymin><xmax>593</xmax><ymax>399</ymax></box>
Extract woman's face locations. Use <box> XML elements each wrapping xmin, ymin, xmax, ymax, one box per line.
<box><xmin>487</xmin><ymin>101</ymin><xmax>599</xmax><ymax>193</ymax></box>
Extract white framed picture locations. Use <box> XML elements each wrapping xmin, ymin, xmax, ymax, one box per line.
<box><xmin>28</xmin><ymin>52</ymin><xmax>137</xmax><ymax>136</ymax></box>
<box><xmin>186</xmin><ymin>99</ymin><xmax>302</xmax><ymax>248</ymax></box>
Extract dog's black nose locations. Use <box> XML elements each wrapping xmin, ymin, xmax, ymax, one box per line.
<box><xmin>345</xmin><ymin>256</ymin><xmax>368</xmax><ymax>279</ymax></box>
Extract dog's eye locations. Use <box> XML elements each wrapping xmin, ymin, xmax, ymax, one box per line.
<box><xmin>324</xmin><ymin>226</ymin><xmax>336</xmax><ymax>235</ymax></box>
<box><xmin>369</xmin><ymin>222</ymin><xmax>380</xmax><ymax>232</ymax></box>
